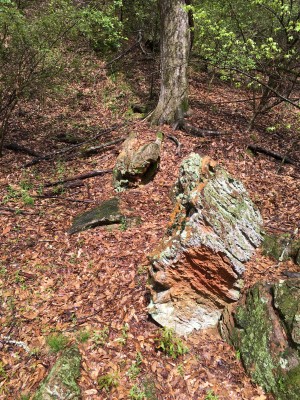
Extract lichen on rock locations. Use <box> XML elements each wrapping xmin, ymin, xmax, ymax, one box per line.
<box><xmin>33</xmin><ymin>346</ymin><xmax>81</xmax><ymax>400</ymax></box>
<box><xmin>221</xmin><ymin>280</ymin><xmax>300</xmax><ymax>400</ymax></box>
<box><xmin>148</xmin><ymin>153</ymin><xmax>263</xmax><ymax>335</ymax></box>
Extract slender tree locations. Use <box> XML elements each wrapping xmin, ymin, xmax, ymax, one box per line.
<box><xmin>150</xmin><ymin>0</ymin><xmax>191</xmax><ymax>126</ymax></box>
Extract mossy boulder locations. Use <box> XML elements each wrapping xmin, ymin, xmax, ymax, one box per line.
<box><xmin>69</xmin><ymin>197</ymin><xmax>122</xmax><ymax>234</ymax></box>
<box><xmin>148</xmin><ymin>153</ymin><xmax>263</xmax><ymax>335</ymax></box>
<box><xmin>221</xmin><ymin>280</ymin><xmax>300</xmax><ymax>399</ymax></box>
<box><xmin>33</xmin><ymin>346</ymin><xmax>81</xmax><ymax>400</ymax></box>
<box><xmin>113</xmin><ymin>132</ymin><xmax>163</xmax><ymax>192</ymax></box>
<box><xmin>262</xmin><ymin>233</ymin><xmax>300</xmax><ymax>265</ymax></box>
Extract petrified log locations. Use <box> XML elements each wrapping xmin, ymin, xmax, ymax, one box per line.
<box><xmin>113</xmin><ymin>132</ymin><xmax>163</xmax><ymax>192</ymax></box>
<box><xmin>148</xmin><ymin>153</ymin><xmax>263</xmax><ymax>335</ymax></box>
<box><xmin>221</xmin><ymin>280</ymin><xmax>300</xmax><ymax>400</ymax></box>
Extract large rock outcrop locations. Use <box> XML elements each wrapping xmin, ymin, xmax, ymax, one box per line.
<box><xmin>113</xmin><ymin>132</ymin><xmax>163</xmax><ymax>192</ymax></box>
<box><xmin>148</xmin><ymin>153</ymin><xmax>263</xmax><ymax>335</ymax></box>
<box><xmin>221</xmin><ymin>279</ymin><xmax>300</xmax><ymax>400</ymax></box>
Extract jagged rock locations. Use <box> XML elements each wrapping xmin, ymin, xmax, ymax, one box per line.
<box><xmin>221</xmin><ymin>280</ymin><xmax>300</xmax><ymax>400</ymax></box>
<box><xmin>33</xmin><ymin>346</ymin><xmax>81</xmax><ymax>400</ymax></box>
<box><xmin>113</xmin><ymin>132</ymin><xmax>163</xmax><ymax>192</ymax></box>
<box><xmin>148</xmin><ymin>153</ymin><xmax>263</xmax><ymax>335</ymax></box>
<box><xmin>69</xmin><ymin>197</ymin><xmax>122</xmax><ymax>234</ymax></box>
<box><xmin>262</xmin><ymin>233</ymin><xmax>300</xmax><ymax>265</ymax></box>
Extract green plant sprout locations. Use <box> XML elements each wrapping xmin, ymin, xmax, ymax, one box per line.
<box><xmin>156</xmin><ymin>327</ymin><xmax>189</xmax><ymax>358</ymax></box>
<box><xmin>92</xmin><ymin>326</ymin><xmax>109</xmax><ymax>347</ymax></box>
<box><xmin>46</xmin><ymin>333</ymin><xmax>68</xmax><ymax>352</ymax></box>
<box><xmin>116</xmin><ymin>323</ymin><xmax>129</xmax><ymax>346</ymax></box>
<box><xmin>129</xmin><ymin>384</ymin><xmax>146</xmax><ymax>400</ymax></box>
<box><xmin>205</xmin><ymin>389</ymin><xmax>219</xmax><ymax>400</ymax></box>
<box><xmin>98</xmin><ymin>372</ymin><xmax>118</xmax><ymax>392</ymax></box>
<box><xmin>127</xmin><ymin>352</ymin><xmax>143</xmax><ymax>380</ymax></box>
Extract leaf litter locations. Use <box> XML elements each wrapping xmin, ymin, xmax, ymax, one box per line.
<box><xmin>0</xmin><ymin>54</ymin><xmax>299</xmax><ymax>399</ymax></box>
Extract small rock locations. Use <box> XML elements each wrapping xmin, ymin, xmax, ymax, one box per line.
<box><xmin>69</xmin><ymin>197</ymin><xmax>122</xmax><ymax>234</ymax></box>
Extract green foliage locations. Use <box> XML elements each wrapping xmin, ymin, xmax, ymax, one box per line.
<box><xmin>205</xmin><ymin>390</ymin><xmax>219</xmax><ymax>400</ymax></box>
<box><xmin>76</xmin><ymin>330</ymin><xmax>90</xmax><ymax>343</ymax></box>
<box><xmin>121</xmin><ymin>0</ymin><xmax>159</xmax><ymax>42</ymax></box>
<box><xmin>116</xmin><ymin>323</ymin><xmax>129</xmax><ymax>346</ymax></box>
<box><xmin>193</xmin><ymin>0</ymin><xmax>300</xmax><ymax>72</ymax></box>
<box><xmin>119</xmin><ymin>216</ymin><xmax>128</xmax><ymax>231</ymax></box>
<box><xmin>77</xmin><ymin>1</ymin><xmax>123</xmax><ymax>52</ymax></box>
<box><xmin>3</xmin><ymin>184</ymin><xmax>34</xmax><ymax>206</ymax></box>
<box><xmin>20</xmin><ymin>395</ymin><xmax>30</xmax><ymax>400</ymax></box>
<box><xmin>92</xmin><ymin>326</ymin><xmax>109</xmax><ymax>347</ymax></box>
<box><xmin>191</xmin><ymin>0</ymin><xmax>300</xmax><ymax>121</ymax></box>
<box><xmin>127</xmin><ymin>352</ymin><xmax>143</xmax><ymax>380</ymax></box>
<box><xmin>142</xmin><ymin>378</ymin><xmax>157</xmax><ymax>400</ymax></box>
<box><xmin>46</xmin><ymin>333</ymin><xmax>69</xmax><ymax>352</ymax></box>
<box><xmin>129</xmin><ymin>384</ymin><xmax>146</xmax><ymax>400</ymax></box>
<box><xmin>0</xmin><ymin>362</ymin><xmax>7</xmax><ymax>379</ymax></box>
<box><xmin>156</xmin><ymin>327</ymin><xmax>189</xmax><ymax>359</ymax></box>
<box><xmin>98</xmin><ymin>372</ymin><xmax>119</xmax><ymax>392</ymax></box>
<box><xmin>177</xmin><ymin>363</ymin><xmax>184</xmax><ymax>376</ymax></box>
<box><xmin>0</xmin><ymin>0</ymin><xmax>124</xmax><ymax>152</ymax></box>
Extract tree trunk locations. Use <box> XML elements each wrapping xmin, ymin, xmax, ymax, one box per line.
<box><xmin>150</xmin><ymin>0</ymin><xmax>190</xmax><ymax>125</ymax></box>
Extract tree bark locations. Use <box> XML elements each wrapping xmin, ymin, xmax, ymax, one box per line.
<box><xmin>150</xmin><ymin>0</ymin><xmax>190</xmax><ymax>125</ymax></box>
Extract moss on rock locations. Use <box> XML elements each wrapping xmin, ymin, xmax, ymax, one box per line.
<box><xmin>69</xmin><ymin>197</ymin><xmax>122</xmax><ymax>234</ymax></box>
<box><xmin>224</xmin><ymin>280</ymin><xmax>300</xmax><ymax>400</ymax></box>
<box><xmin>262</xmin><ymin>233</ymin><xmax>300</xmax><ymax>265</ymax></box>
<box><xmin>274</xmin><ymin>279</ymin><xmax>300</xmax><ymax>346</ymax></box>
<box><xmin>33</xmin><ymin>346</ymin><xmax>81</xmax><ymax>400</ymax></box>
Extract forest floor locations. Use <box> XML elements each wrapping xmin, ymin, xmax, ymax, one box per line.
<box><xmin>0</xmin><ymin>50</ymin><xmax>299</xmax><ymax>400</ymax></box>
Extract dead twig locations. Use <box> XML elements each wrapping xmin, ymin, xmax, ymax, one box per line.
<box><xmin>0</xmin><ymin>207</ymin><xmax>32</xmax><ymax>215</ymax></box>
<box><xmin>180</xmin><ymin>121</ymin><xmax>224</xmax><ymax>137</ymax></box>
<box><xmin>247</xmin><ymin>144</ymin><xmax>296</xmax><ymax>165</ymax></box>
<box><xmin>0</xmin><ymin>336</ymin><xmax>30</xmax><ymax>352</ymax></box>
<box><xmin>34</xmin><ymin>195</ymin><xmax>95</xmax><ymax>204</ymax></box>
<box><xmin>81</xmin><ymin>137</ymin><xmax>125</xmax><ymax>157</ymax></box>
<box><xmin>44</xmin><ymin>169</ymin><xmax>113</xmax><ymax>188</ymax></box>
<box><xmin>23</xmin><ymin>123</ymin><xmax>125</xmax><ymax>168</ymax></box>
<box><xmin>4</xmin><ymin>142</ymin><xmax>41</xmax><ymax>158</ymax></box>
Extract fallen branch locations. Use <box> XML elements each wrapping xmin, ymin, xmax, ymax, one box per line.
<box><xmin>0</xmin><ymin>336</ymin><xmax>30</xmax><ymax>352</ymax></box>
<box><xmin>0</xmin><ymin>206</ymin><xmax>27</xmax><ymax>214</ymax></box>
<box><xmin>247</xmin><ymin>144</ymin><xmax>296</xmax><ymax>165</ymax></box>
<box><xmin>34</xmin><ymin>195</ymin><xmax>95</xmax><ymax>204</ymax></box>
<box><xmin>43</xmin><ymin>180</ymin><xmax>84</xmax><ymax>196</ymax></box>
<box><xmin>4</xmin><ymin>142</ymin><xmax>41</xmax><ymax>157</ymax></box>
<box><xmin>81</xmin><ymin>137</ymin><xmax>125</xmax><ymax>157</ymax></box>
<box><xmin>167</xmin><ymin>135</ymin><xmax>181</xmax><ymax>156</ymax></box>
<box><xmin>180</xmin><ymin>121</ymin><xmax>224</xmax><ymax>137</ymax></box>
<box><xmin>44</xmin><ymin>169</ymin><xmax>113</xmax><ymax>188</ymax></box>
<box><xmin>23</xmin><ymin>124</ymin><xmax>125</xmax><ymax>168</ymax></box>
